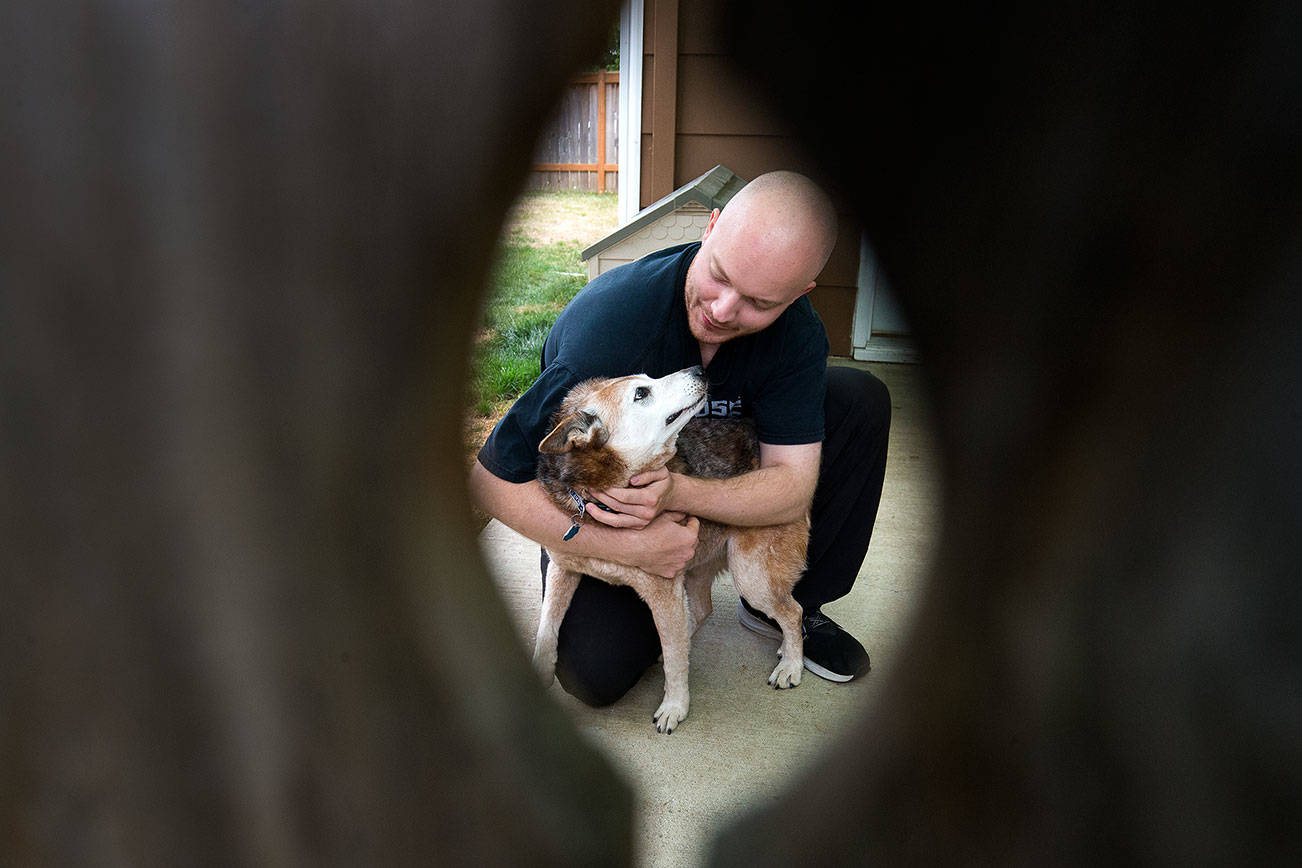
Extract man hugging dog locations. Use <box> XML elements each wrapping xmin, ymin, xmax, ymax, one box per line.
<box><xmin>470</xmin><ymin>170</ymin><xmax>891</xmax><ymax>708</ymax></box>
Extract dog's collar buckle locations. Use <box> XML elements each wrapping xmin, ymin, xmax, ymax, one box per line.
<box><xmin>563</xmin><ymin>488</ymin><xmax>585</xmax><ymax>540</ymax></box>
<box><xmin>561</xmin><ymin>487</ymin><xmax>620</xmax><ymax>541</ymax></box>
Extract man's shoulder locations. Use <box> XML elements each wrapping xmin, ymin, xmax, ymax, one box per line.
<box><xmin>758</xmin><ymin>294</ymin><xmax>828</xmax><ymax>358</ymax></box>
<box><xmin>551</xmin><ymin>242</ymin><xmax>696</xmax><ymax>343</ymax></box>
<box><xmin>781</xmin><ymin>294</ymin><xmax>824</xmax><ymax>331</ymax></box>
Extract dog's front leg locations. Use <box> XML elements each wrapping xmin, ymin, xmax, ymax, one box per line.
<box><xmin>643</xmin><ymin>576</ymin><xmax>691</xmax><ymax>733</ymax></box>
<box><xmin>533</xmin><ymin>559</ymin><xmax>580</xmax><ymax>685</ymax></box>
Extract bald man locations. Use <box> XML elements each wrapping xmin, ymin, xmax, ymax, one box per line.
<box><xmin>471</xmin><ymin>171</ymin><xmax>890</xmax><ymax>706</ymax></box>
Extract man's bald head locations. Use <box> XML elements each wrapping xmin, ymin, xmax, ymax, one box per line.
<box><xmin>708</xmin><ymin>171</ymin><xmax>839</xmax><ymax>294</ymax></box>
<box><xmin>685</xmin><ymin>171</ymin><xmax>840</xmax><ymax>360</ymax></box>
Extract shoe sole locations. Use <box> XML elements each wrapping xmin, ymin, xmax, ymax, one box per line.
<box><xmin>736</xmin><ymin>601</ymin><xmax>858</xmax><ymax>683</ymax></box>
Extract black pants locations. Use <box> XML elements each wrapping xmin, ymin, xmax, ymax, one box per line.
<box><xmin>542</xmin><ymin>365</ymin><xmax>892</xmax><ymax>707</ymax></box>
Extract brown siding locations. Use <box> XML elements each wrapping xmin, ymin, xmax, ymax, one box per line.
<box><xmin>810</xmin><ymin>219</ymin><xmax>863</xmax><ymax>357</ymax></box>
<box><xmin>811</xmin><ymin>285</ymin><xmax>856</xmax><ymax>356</ymax></box>
<box><xmin>823</xmin><ymin>219</ymin><xmax>865</xmax><ymax>288</ymax></box>
<box><xmin>676</xmin><ymin>56</ymin><xmax>789</xmax><ymax>137</ymax></box>
<box><xmin>673</xmin><ymin>137</ymin><xmax>822</xmax><ymax>193</ymax></box>
<box><xmin>677</xmin><ymin>0</ymin><xmax>731</xmax><ymax>54</ymax></box>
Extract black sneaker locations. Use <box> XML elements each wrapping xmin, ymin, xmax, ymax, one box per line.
<box><xmin>737</xmin><ymin>599</ymin><xmax>871</xmax><ymax>682</ymax></box>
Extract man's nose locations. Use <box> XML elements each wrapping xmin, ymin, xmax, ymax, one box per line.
<box><xmin>711</xmin><ymin>288</ymin><xmax>739</xmax><ymax>322</ymax></box>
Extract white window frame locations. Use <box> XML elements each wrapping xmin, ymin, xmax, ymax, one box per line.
<box><xmin>617</xmin><ymin>0</ymin><xmax>644</xmax><ymax>226</ymax></box>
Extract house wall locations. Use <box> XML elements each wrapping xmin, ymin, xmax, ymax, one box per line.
<box><xmin>639</xmin><ymin>0</ymin><xmax>860</xmax><ymax>355</ymax></box>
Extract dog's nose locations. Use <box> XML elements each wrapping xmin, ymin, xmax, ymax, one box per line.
<box><xmin>685</xmin><ymin>365</ymin><xmax>703</xmax><ymax>379</ymax></box>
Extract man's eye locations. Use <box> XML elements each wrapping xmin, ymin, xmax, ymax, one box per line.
<box><xmin>633</xmin><ymin>386</ymin><xmax>650</xmax><ymax>402</ymax></box>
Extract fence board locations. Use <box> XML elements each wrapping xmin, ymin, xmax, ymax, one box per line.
<box><xmin>529</xmin><ymin>72</ymin><xmax>619</xmax><ymax>192</ymax></box>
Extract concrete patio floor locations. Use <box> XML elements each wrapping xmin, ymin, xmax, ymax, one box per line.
<box><xmin>478</xmin><ymin>359</ymin><xmax>942</xmax><ymax>868</ymax></box>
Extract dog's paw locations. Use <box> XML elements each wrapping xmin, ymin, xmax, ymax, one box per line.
<box><xmin>652</xmin><ymin>698</ymin><xmax>689</xmax><ymax>734</ymax></box>
<box><xmin>768</xmin><ymin>654</ymin><xmax>803</xmax><ymax>689</ymax></box>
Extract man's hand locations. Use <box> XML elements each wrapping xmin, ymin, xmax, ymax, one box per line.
<box><xmin>584</xmin><ymin>467</ymin><xmax>676</xmax><ymax>529</ymax></box>
<box><xmin>623</xmin><ymin>511</ymin><xmax>699</xmax><ymax>578</ymax></box>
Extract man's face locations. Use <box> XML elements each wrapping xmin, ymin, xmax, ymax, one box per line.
<box><xmin>684</xmin><ymin>209</ymin><xmax>815</xmax><ymax>350</ymax></box>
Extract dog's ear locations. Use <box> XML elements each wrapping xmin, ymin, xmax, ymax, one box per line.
<box><xmin>538</xmin><ymin>411</ymin><xmax>609</xmax><ymax>454</ymax></box>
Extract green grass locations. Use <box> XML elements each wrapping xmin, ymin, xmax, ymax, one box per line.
<box><xmin>469</xmin><ymin>240</ymin><xmax>587</xmax><ymax>416</ymax></box>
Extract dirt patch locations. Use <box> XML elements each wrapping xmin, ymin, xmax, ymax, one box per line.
<box><xmin>501</xmin><ymin>191</ymin><xmax>619</xmax><ymax>248</ymax></box>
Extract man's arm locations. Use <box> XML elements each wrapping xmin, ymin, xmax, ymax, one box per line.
<box><xmin>468</xmin><ymin>459</ymin><xmax>700</xmax><ymax>578</ymax></box>
<box><xmin>584</xmin><ymin>440</ymin><xmax>821</xmax><ymax>529</ymax></box>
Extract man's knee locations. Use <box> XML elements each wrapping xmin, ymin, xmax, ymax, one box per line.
<box><xmin>826</xmin><ymin>365</ymin><xmax>892</xmax><ymax>435</ymax></box>
<box><xmin>552</xmin><ymin>578</ymin><xmax>661</xmax><ymax>708</ymax></box>
<box><xmin>555</xmin><ymin>621</ymin><xmax>654</xmax><ymax>707</ymax></box>
<box><xmin>555</xmin><ymin>655</ymin><xmax>641</xmax><ymax>708</ymax></box>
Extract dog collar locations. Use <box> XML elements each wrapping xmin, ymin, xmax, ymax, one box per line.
<box><xmin>562</xmin><ymin>487</ymin><xmax>620</xmax><ymax>541</ymax></box>
<box><xmin>562</xmin><ymin>488</ymin><xmax>586</xmax><ymax>541</ymax></box>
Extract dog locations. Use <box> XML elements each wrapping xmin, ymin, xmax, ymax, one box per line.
<box><xmin>530</xmin><ymin>366</ymin><xmax>809</xmax><ymax>733</ymax></box>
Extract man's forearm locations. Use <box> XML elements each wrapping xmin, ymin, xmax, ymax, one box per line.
<box><xmin>590</xmin><ymin>441</ymin><xmax>821</xmax><ymax>529</ymax></box>
<box><xmin>667</xmin><ymin>462</ymin><xmax>815</xmax><ymax>527</ymax></box>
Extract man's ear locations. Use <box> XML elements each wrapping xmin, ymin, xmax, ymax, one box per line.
<box><xmin>700</xmin><ymin>208</ymin><xmax>720</xmax><ymax>242</ymax></box>
<box><xmin>800</xmin><ymin>280</ymin><xmax>816</xmax><ymax>297</ymax></box>
<box><xmin>538</xmin><ymin>411</ymin><xmax>609</xmax><ymax>454</ymax></box>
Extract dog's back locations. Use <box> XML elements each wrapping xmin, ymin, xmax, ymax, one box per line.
<box><xmin>670</xmin><ymin>416</ymin><xmax>760</xmax><ymax>480</ymax></box>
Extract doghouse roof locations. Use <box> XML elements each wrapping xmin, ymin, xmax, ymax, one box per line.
<box><xmin>581</xmin><ymin>165</ymin><xmax>747</xmax><ymax>262</ymax></box>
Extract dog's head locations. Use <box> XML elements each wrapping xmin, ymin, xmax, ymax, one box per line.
<box><xmin>538</xmin><ymin>367</ymin><xmax>709</xmax><ymax>475</ymax></box>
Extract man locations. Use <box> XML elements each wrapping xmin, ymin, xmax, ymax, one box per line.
<box><xmin>469</xmin><ymin>171</ymin><xmax>891</xmax><ymax>706</ymax></box>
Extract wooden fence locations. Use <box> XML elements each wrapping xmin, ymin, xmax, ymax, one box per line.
<box><xmin>529</xmin><ymin>71</ymin><xmax>619</xmax><ymax>193</ymax></box>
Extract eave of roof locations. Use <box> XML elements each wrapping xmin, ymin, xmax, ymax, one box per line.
<box><xmin>581</xmin><ymin>165</ymin><xmax>747</xmax><ymax>261</ymax></box>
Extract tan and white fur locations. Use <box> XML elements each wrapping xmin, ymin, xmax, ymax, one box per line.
<box><xmin>532</xmin><ymin>366</ymin><xmax>809</xmax><ymax>733</ymax></box>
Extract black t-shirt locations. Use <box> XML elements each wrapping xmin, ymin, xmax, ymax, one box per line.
<box><xmin>477</xmin><ymin>242</ymin><xmax>829</xmax><ymax>484</ymax></box>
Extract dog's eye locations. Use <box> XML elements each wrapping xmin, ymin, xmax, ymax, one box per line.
<box><xmin>633</xmin><ymin>386</ymin><xmax>650</xmax><ymax>402</ymax></box>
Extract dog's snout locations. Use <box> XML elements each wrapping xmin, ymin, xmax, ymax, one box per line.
<box><xmin>684</xmin><ymin>365</ymin><xmax>705</xmax><ymax>383</ymax></box>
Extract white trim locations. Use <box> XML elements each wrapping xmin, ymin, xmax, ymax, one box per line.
<box><xmin>617</xmin><ymin>0</ymin><xmax>644</xmax><ymax>226</ymax></box>
<box><xmin>851</xmin><ymin>336</ymin><xmax>921</xmax><ymax>364</ymax></box>
<box><xmin>852</xmin><ymin>234</ymin><xmax>921</xmax><ymax>363</ymax></box>
<box><xmin>852</xmin><ymin>235</ymin><xmax>876</xmax><ymax>350</ymax></box>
